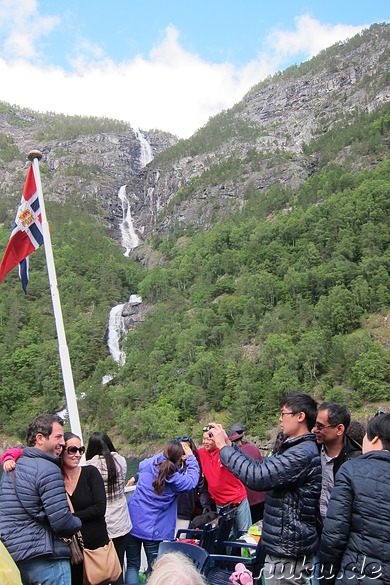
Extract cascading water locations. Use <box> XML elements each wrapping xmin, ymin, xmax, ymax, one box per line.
<box><xmin>107</xmin><ymin>303</ymin><xmax>126</xmax><ymax>366</ymax></box>
<box><xmin>136</xmin><ymin>129</ymin><xmax>153</xmax><ymax>167</ymax></box>
<box><xmin>103</xmin><ymin>130</ymin><xmax>153</xmax><ymax>380</ymax></box>
<box><xmin>118</xmin><ymin>185</ymin><xmax>140</xmax><ymax>257</ymax></box>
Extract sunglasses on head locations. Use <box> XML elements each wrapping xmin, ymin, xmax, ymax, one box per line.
<box><xmin>177</xmin><ymin>437</ymin><xmax>191</xmax><ymax>443</ymax></box>
<box><xmin>66</xmin><ymin>445</ymin><xmax>85</xmax><ymax>455</ymax></box>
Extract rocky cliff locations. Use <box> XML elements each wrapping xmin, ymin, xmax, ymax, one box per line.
<box><xmin>124</xmin><ymin>24</ymin><xmax>390</xmax><ymax>250</ymax></box>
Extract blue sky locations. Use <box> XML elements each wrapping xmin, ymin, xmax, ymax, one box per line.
<box><xmin>0</xmin><ymin>1</ymin><xmax>388</xmax><ymax>137</ymax></box>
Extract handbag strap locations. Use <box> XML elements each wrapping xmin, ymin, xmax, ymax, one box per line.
<box><xmin>66</xmin><ymin>493</ymin><xmax>84</xmax><ymax>547</ymax></box>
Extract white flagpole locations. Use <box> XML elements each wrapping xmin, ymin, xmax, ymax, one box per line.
<box><xmin>28</xmin><ymin>150</ymin><xmax>84</xmax><ymax>446</ymax></box>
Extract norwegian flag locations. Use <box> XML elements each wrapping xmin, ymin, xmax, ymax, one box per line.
<box><xmin>0</xmin><ymin>164</ymin><xmax>44</xmax><ymax>293</ymax></box>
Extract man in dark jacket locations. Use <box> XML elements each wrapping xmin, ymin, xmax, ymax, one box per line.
<box><xmin>312</xmin><ymin>402</ymin><xmax>362</xmax><ymax>585</ymax></box>
<box><xmin>0</xmin><ymin>414</ymin><xmax>82</xmax><ymax>585</ymax></box>
<box><xmin>314</xmin><ymin>402</ymin><xmax>362</xmax><ymax>524</ymax></box>
<box><xmin>209</xmin><ymin>392</ymin><xmax>321</xmax><ymax>585</ymax></box>
<box><xmin>320</xmin><ymin>413</ymin><xmax>390</xmax><ymax>585</ymax></box>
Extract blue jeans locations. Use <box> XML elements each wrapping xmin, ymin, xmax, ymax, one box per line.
<box><xmin>17</xmin><ymin>557</ymin><xmax>71</xmax><ymax>585</ymax></box>
<box><xmin>217</xmin><ymin>498</ymin><xmax>252</xmax><ymax>539</ymax></box>
<box><xmin>125</xmin><ymin>535</ymin><xmax>159</xmax><ymax>584</ymax></box>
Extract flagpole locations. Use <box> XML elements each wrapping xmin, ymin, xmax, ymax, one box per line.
<box><xmin>28</xmin><ymin>150</ymin><xmax>84</xmax><ymax>445</ymax></box>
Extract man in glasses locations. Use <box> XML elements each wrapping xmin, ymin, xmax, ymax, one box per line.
<box><xmin>0</xmin><ymin>414</ymin><xmax>82</xmax><ymax>585</ymax></box>
<box><xmin>311</xmin><ymin>402</ymin><xmax>362</xmax><ymax>585</ymax></box>
<box><xmin>209</xmin><ymin>392</ymin><xmax>321</xmax><ymax>585</ymax></box>
<box><xmin>314</xmin><ymin>402</ymin><xmax>362</xmax><ymax>526</ymax></box>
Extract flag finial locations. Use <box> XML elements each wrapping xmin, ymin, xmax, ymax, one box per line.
<box><xmin>28</xmin><ymin>150</ymin><xmax>42</xmax><ymax>162</ymax></box>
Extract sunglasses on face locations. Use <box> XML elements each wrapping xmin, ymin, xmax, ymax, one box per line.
<box><xmin>66</xmin><ymin>446</ymin><xmax>85</xmax><ymax>455</ymax></box>
<box><xmin>177</xmin><ymin>436</ymin><xmax>191</xmax><ymax>443</ymax></box>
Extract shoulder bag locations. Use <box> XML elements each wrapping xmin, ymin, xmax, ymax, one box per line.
<box><xmin>67</xmin><ymin>491</ymin><xmax>121</xmax><ymax>584</ymax></box>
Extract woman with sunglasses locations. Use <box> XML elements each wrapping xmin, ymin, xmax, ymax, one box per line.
<box><xmin>2</xmin><ymin>432</ymin><xmax>110</xmax><ymax>585</ymax></box>
<box><xmin>62</xmin><ymin>432</ymin><xmax>109</xmax><ymax>585</ymax></box>
<box><xmin>85</xmin><ymin>431</ymin><xmax>131</xmax><ymax>584</ymax></box>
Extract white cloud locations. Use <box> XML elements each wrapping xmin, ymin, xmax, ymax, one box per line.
<box><xmin>267</xmin><ymin>15</ymin><xmax>366</xmax><ymax>58</ymax></box>
<box><xmin>0</xmin><ymin>0</ymin><xmax>59</xmax><ymax>60</ymax></box>
<box><xmin>0</xmin><ymin>5</ymin><xmax>368</xmax><ymax>138</ymax></box>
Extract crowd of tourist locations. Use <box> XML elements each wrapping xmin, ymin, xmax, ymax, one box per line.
<box><xmin>0</xmin><ymin>393</ymin><xmax>389</xmax><ymax>585</ymax></box>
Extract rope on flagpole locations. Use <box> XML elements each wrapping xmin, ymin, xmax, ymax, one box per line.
<box><xmin>28</xmin><ymin>150</ymin><xmax>84</xmax><ymax>453</ymax></box>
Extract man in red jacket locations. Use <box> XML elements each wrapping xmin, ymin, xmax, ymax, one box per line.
<box><xmin>197</xmin><ymin>426</ymin><xmax>252</xmax><ymax>537</ymax></box>
<box><xmin>228</xmin><ymin>423</ymin><xmax>265</xmax><ymax>523</ymax></box>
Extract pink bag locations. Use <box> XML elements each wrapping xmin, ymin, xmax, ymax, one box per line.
<box><xmin>229</xmin><ymin>562</ymin><xmax>253</xmax><ymax>585</ymax></box>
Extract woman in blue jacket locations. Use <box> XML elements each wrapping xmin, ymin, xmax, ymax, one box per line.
<box><xmin>125</xmin><ymin>440</ymin><xmax>199</xmax><ymax>584</ymax></box>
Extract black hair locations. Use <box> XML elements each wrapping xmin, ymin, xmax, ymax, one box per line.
<box><xmin>367</xmin><ymin>413</ymin><xmax>390</xmax><ymax>450</ymax></box>
<box><xmin>347</xmin><ymin>420</ymin><xmax>366</xmax><ymax>445</ymax></box>
<box><xmin>281</xmin><ymin>392</ymin><xmax>317</xmax><ymax>431</ymax></box>
<box><xmin>318</xmin><ymin>402</ymin><xmax>351</xmax><ymax>430</ymax></box>
<box><xmin>26</xmin><ymin>414</ymin><xmax>64</xmax><ymax>446</ymax></box>
<box><xmin>86</xmin><ymin>431</ymin><xmax>118</xmax><ymax>499</ymax></box>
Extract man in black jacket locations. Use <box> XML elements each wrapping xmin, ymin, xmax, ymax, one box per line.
<box><xmin>209</xmin><ymin>392</ymin><xmax>321</xmax><ymax>585</ymax></box>
<box><xmin>314</xmin><ymin>402</ymin><xmax>362</xmax><ymax>525</ymax></box>
<box><xmin>312</xmin><ymin>402</ymin><xmax>362</xmax><ymax>585</ymax></box>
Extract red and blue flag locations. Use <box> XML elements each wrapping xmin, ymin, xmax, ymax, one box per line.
<box><xmin>0</xmin><ymin>164</ymin><xmax>44</xmax><ymax>293</ymax></box>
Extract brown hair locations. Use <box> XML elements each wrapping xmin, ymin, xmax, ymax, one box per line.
<box><xmin>152</xmin><ymin>441</ymin><xmax>185</xmax><ymax>496</ymax></box>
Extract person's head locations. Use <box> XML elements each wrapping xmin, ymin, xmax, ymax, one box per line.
<box><xmin>363</xmin><ymin>413</ymin><xmax>390</xmax><ymax>453</ymax></box>
<box><xmin>152</xmin><ymin>441</ymin><xmax>185</xmax><ymax>496</ymax></box>
<box><xmin>280</xmin><ymin>393</ymin><xmax>317</xmax><ymax>437</ymax></box>
<box><xmin>26</xmin><ymin>414</ymin><xmax>65</xmax><ymax>457</ymax></box>
<box><xmin>148</xmin><ymin>551</ymin><xmax>208</xmax><ymax>585</ymax></box>
<box><xmin>176</xmin><ymin>436</ymin><xmax>199</xmax><ymax>463</ymax></box>
<box><xmin>62</xmin><ymin>432</ymin><xmax>84</xmax><ymax>471</ymax></box>
<box><xmin>314</xmin><ymin>402</ymin><xmax>350</xmax><ymax>447</ymax></box>
<box><xmin>347</xmin><ymin>420</ymin><xmax>366</xmax><ymax>445</ymax></box>
<box><xmin>271</xmin><ymin>431</ymin><xmax>286</xmax><ymax>454</ymax></box>
<box><xmin>228</xmin><ymin>423</ymin><xmax>245</xmax><ymax>444</ymax></box>
<box><xmin>202</xmin><ymin>426</ymin><xmax>216</xmax><ymax>453</ymax></box>
<box><xmin>86</xmin><ymin>431</ymin><xmax>118</xmax><ymax>498</ymax></box>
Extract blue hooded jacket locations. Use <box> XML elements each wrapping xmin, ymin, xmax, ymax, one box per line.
<box><xmin>128</xmin><ymin>451</ymin><xmax>199</xmax><ymax>541</ymax></box>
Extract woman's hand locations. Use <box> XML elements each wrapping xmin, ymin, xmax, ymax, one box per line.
<box><xmin>181</xmin><ymin>441</ymin><xmax>193</xmax><ymax>458</ymax></box>
<box><xmin>3</xmin><ymin>460</ymin><xmax>16</xmax><ymax>472</ymax></box>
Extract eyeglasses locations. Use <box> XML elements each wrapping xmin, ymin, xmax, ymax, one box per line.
<box><xmin>280</xmin><ymin>411</ymin><xmax>296</xmax><ymax>418</ymax></box>
<box><xmin>177</xmin><ymin>437</ymin><xmax>191</xmax><ymax>443</ymax></box>
<box><xmin>313</xmin><ymin>422</ymin><xmax>337</xmax><ymax>431</ymax></box>
<box><xmin>66</xmin><ymin>446</ymin><xmax>85</xmax><ymax>455</ymax></box>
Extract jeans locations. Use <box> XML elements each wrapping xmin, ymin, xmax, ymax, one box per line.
<box><xmin>217</xmin><ymin>497</ymin><xmax>252</xmax><ymax>539</ymax></box>
<box><xmin>17</xmin><ymin>557</ymin><xmax>71</xmax><ymax>585</ymax></box>
<box><xmin>125</xmin><ymin>535</ymin><xmax>159</xmax><ymax>584</ymax></box>
<box><xmin>113</xmin><ymin>533</ymin><xmax>130</xmax><ymax>584</ymax></box>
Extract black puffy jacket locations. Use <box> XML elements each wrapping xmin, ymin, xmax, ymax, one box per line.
<box><xmin>0</xmin><ymin>447</ymin><xmax>81</xmax><ymax>562</ymax></box>
<box><xmin>320</xmin><ymin>451</ymin><xmax>390</xmax><ymax>585</ymax></box>
<box><xmin>219</xmin><ymin>433</ymin><xmax>321</xmax><ymax>558</ymax></box>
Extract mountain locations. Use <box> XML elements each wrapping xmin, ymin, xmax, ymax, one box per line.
<box><xmin>0</xmin><ymin>23</ymin><xmax>389</xmax><ymax>450</ymax></box>
<box><xmin>125</xmin><ymin>23</ymin><xmax>390</xmax><ymax>248</ymax></box>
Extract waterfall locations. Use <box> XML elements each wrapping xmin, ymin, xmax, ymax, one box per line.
<box><xmin>136</xmin><ymin>129</ymin><xmax>153</xmax><ymax>167</ymax></box>
<box><xmin>107</xmin><ymin>303</ymin><xmax>126</xmax><ymax>366</ymax></box>
<box><xmin>118</xmin><ymin>185</ymin><xmax>140</xmax><ymax>256</ymax></box>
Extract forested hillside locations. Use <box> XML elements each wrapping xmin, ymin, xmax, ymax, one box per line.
<box><xmin>79</xmin><ymin>159</ymin><xmax>389</xmax><ymax>449</ymax></box>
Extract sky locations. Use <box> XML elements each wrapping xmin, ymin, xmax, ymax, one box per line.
<box><xmin>0</xmin><ymin>1</ymin><xmax>388</xmax><ymax>138</ymax></box>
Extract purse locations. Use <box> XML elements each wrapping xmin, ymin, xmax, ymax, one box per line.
<box><xmin>66</xmin><ymin>493</ymin><xmax>121</xmax><ymax>584</ymax></box>
<box><xmin>82</xmin><ymin>538</ymin><xmax>122</xmax><ymax>585</ymax></box>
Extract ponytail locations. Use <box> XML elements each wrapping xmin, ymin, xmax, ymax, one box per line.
<box><xmin>152</xmin><ymin>441</ymin><xmax>184</xmax><ymax>496</ymax></box>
